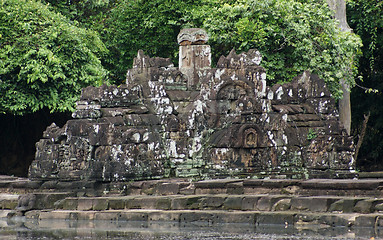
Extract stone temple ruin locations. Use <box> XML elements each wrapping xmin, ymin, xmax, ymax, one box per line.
<box><xmin>29</xmin><ymin>28</ymin><xmax>355</xmax><ymax>182</ymax></box>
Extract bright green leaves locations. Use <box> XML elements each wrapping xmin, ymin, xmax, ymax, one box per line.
<box><xmin>0</xmin><ymin>0</ymin><xmax>363</xmax><ymax>114</ymax></box>
<box><xmin>190</xmin><ymin>0</ymin><xmax>362</xmax><ymax>98</ymax></box>
<box><xmin>0</xmin><ymin>0</ymin><xmax>108</xmax><ymax>115</ymax></box>
<box><xmin>236</xmin><ymin>17</ymin><xmax>267</xmax><ymax>50</ymax></box>
<box><xmin>100</xmin><ymin>0</ymin><xmax>362</xmax><ymax>97</ymax></box>
<box><xmin>103</xmin><ymin>0</ymin><xmax>199</xmax><ymax>84</ymax></box>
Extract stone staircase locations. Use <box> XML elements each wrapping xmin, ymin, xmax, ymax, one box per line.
<box><xmin>20</xmin><ymin>194</ymin><xmax>383</xmax><ymax>229</ymax></box>
<box><xmin>3</xmin><ymin>176</ymin><xmax>383</xmax><ymax>237</ymax></box>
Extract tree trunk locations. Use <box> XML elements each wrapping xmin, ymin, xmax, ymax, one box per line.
<box><xmin>354</xmin><ymin>112</ymin><xmax>370</xmax><ymax>162</ymax></box>
<box><xmin>339</xmin><ymin>79</ymin><xmax>351</xmax><ymax>135</ymax></box>
<box><xmin>326</xmin><ymin>0</ymin><xmax>352</xmax><ymax>135</ymax></box>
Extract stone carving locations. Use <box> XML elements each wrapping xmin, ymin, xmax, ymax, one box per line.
<box><xmin>177</xmin><ymin>28</ymin><xmax>209</xmax><ymax>45</ymax></box>
<box><xmin>29</xmin><ymin>28</ymin><xmax>355</xmax><ymax>181</ymax></box>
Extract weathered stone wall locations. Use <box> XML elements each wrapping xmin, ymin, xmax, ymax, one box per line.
<box><xmin>29</xmin><ymin>29</ymin><xmax>354</xmax><ymax>181</ymax></box>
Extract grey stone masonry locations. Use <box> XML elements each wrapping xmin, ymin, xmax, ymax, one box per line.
<box><xmin>3</xmin><ymin>176</ymin><xmax>383</xmax><ymax>233</ymax></box>
<box><xmin>29</xmin><ymin>28</ymin><xmax>355</xmax><ymax>182</ymax></box>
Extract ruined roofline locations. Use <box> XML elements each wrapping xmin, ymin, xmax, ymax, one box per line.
<box><xmin>29</xmin><ymin>28</ymin><xmax>355</xmax><ymax>182</ymax></box>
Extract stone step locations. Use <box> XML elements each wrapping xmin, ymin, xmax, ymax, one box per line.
<box><xmin>0</xmin><ymin>192</ymin><xmax>75</xmax><ymax>212</ymax></box>
<box><xmin>5</xmin><ymin>192</ymin><xmax>383</xmax><ymax>214</ymax></box>
<box><xmin>3</xmin><ymin>176</ymin><xmax>383</xmax><ymax>197</ymax></box>
<box><xmin>4</xmin><ymin>184</ymin><xmax>383</xmax><ymax>229</ymax></box>
<box><xmin>23</xmin><ymin>209</ymin><xmax>383</xmax><ymax>229</ymax></box>
<box><xmin>0</xmin><ymin>193</ymin><xmax>18</xmax><ymax>210</ymax></box>
<box><xmin>52</xmin><ymin>194</ymin><xmax>383</xmax><ymax>214</ymax></box>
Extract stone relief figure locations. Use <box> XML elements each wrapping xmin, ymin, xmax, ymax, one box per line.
<box><xmin>29</xmin><ymin>28</ymin><xmax>354</xmax><ymax>182</ymax></box>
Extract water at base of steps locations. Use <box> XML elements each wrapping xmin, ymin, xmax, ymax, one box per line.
<box><xmin>0</xmin><ymin>218</ymin><xmax>375</xmax><ymax>240</ymax></box>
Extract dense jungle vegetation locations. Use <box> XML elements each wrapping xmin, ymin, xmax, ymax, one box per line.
<box><xmin>0</xmin><ymin>0</ymin><xmax>381</xmax><ymax>174</ymax></box>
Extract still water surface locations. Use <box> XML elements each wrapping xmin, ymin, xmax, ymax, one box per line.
<box><xmin>0</xmin><ymin>218</ymin><xmax>378</xmax><ymax>240</ymax></box>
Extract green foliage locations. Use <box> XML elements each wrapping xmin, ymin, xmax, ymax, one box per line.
<box><xmin>42</xmin><ymin>0</ymin><xmax>119</xmax><ymax>29</ymax></box>
<box><xmin>0</xmin><ymin>0</ymin><xmax>363</xmax><ymax>114</ymax></box>
<box><xmin>0</xmin><ymin>0</ymin><xmax>108</xmax><ymax>114</ymax></box>
<box><xmin>348</xmin><ymin>0</ymin><xmax>383</xmax><ymax>170</ymax></box>
<box><xmin>184</xmin><ymin>0</ymin><xmax>362</xmax><ymax>98</ymax></box>
<box><xmin>348</xmin><ymin>0</ymin><xmax>382</xmax><ymax>73</ymax></box>
<box><xmin>307</xmin><ymin>128</ymin><xmax>317</xmax><ymax>141</ymax></box>
<box><xmin>102</xmin><ymin>0</ymin><xmax>199</xmax><ymax>84</ymax></box>
<box><xmin>101</xmin><ymin>0</ymin><xmax>362</xmax><ymax>96</ymax></box>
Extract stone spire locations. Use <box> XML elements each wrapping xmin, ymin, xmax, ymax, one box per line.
<box><xmin>178</xmin><ymin>28</ymin><xmax>211</xmax><ymax>89</ymax></box>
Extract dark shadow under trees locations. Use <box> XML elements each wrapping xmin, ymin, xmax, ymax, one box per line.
<box><xmin>0</xmin><ymin>110</ymin><xmax>71</xmax><ymax>177</ymax></box>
